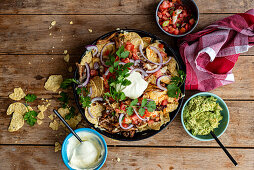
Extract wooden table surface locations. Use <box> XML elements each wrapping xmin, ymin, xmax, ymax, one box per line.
<box><xmin>1</xmin><ymin>0</ymin><xmax>254</xmax><ymax>169</ymax></box>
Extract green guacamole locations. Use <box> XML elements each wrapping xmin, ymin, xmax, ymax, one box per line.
<box><xmin>183</xmin><ymin>96</ymin><xmax>223</xmax><ymax>136</ymax></box>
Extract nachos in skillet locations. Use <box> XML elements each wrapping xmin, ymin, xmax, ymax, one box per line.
<box><xmin>71</xmin><ymin>31</ymin><xmax>185</xmax><ymax>138</ymax></box>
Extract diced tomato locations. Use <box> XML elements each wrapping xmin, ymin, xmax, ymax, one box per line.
<box><xmin>142</xmin><ymin>110</ymin><xmax>151</xmax><ymax>118</ymax></box>
<box><xmin>174</xmin><ymin>28</ymin><xmax>179</xmax><ymax>35</ymax></box>
<box><xmin>163</xmin><ymin>26</ymin><xmax>169</xmax><ymax>32</ymax></box>
<box><xmin>123</xmin><ymin>117</ymin><xmax>132</xmax><ymax>124</ymax></box>
<box><xmin>160</xmin><ymin>51</ymin><xmax>167</xmax><ymax>58</ymax></box>
<box><xmin>121</xmin><ymin>58</ymin><xmax>130</xmax><ymax>63</ymax></box>
<box><xmin>168</xmin><ymin>26</ymin><xmax>175</xmax><ymax>33</ymax></box>
<box><xmin>148</xmin><ymin>119</ymin><xmax>154</xmax><ymax>125</ymax></box>
<box><xmin>161</xmin><ymin>99</ymin><xmax>168</xmax><ymax>106</ymax></box>
<box><xmin>125</xmin><ymin>42</ymin><xmax>134</xmax><ymax>51</ymax></box>
<box><xmin>158</xmin><ymin>43</ymin><xmax>164</xmax><ymax>49</ymax></box>
<box><xmin>185</xmin><ymin>23</ymin><xmax>189</xmax><ymax>30</ymax></box>
<box><xmin>179</xmin><ymin>27</ymin><xmax>186</xmax><ymax>34</ymax></box>
<box><xmin>104</xmin><ymin>80</ymin><xmax>109</xmax><ymax>88</ymax></box>
<box><xmin>109</xmin><ymin>97</ymin><xmax>115</xmax><ymax>102</ymax></box>
<box><xmin>103</xmin><ymin>50</ymin><xmax>110</xmax><ymax>56</ymax></box>
<box><xmin>189</xmin><ymin>18</ymin><xmax>195</xmax><ymax>25</ymax></box>
<box><xmin>131</xmin><ymin>114</ymin><xmax>141</xmax><ymax>125</ymax></box>
<box><xmin>157</xmin><ymin>12</ymin><xmax>163</xmax><ymax>18</ymax></box>
<box><xmin>115</xmin><ymin>108</ymin><xmax>120</xmax><ymax>113</ymax></box>
<box><xmin>115</xmin><ymin>56</ymin><xmax>120</xmax><ymax>61</ymax></box>
<box><xmin>154</xmin><ymin>70</ymin><xmax>162</xmax><ymax>78</ymax></box>
<box><xmin>120</xmin><ymin>103</ymin><xmax>126</xmax><ymax>111</ymax></box>
<box><xmin>90</xmin><ymin>69</ymin><xmax>98</xmax><ymax>76</ymax></box>
<box><xmin>121</xmin><ymin>123</ymin><xmax>128</xmax><ymax>128</ymax></box>
<box><xmin>155</xmin><ymin>117</ymin><xmax>160</xmax><ymax>121</ymax></box>
<box><xmin>160</xmin><ymin>1</ymin><xmax>170</xmax><ymax>9</ymax></box>
<box><xmin>182</xmin><ymin>10</ymin><xmax>187</xmax><ymax>17</ymax></box>
<box><xmin>162</xmin><ymin>15</ymin><xmax>168</xmax><ymax>21</ymax></box>
<box><xmin>132</xmin><ymin>52</ymin><xmax>139</xmax><ymax>60</ymax></box>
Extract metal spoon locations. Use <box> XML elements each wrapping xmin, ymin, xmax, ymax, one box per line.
<box><xmin>53</xmin><ymin>109</ymin><xmax>83</xmax><ymax>143</ymax></box>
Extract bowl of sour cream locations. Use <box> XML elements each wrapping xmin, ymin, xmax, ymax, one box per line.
<box><xmin>61</xmin><ymin>128</ymin><xmax>107</xmax><ymax>170</ymax></box>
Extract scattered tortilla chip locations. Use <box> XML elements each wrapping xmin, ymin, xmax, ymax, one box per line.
<box><xmin>9</xmin><ymin>88</ymin><xmax>26</xmax><ymax>101</ymax></box>
<box><xmin>7</xmin><ymin>102</ymin><xmax>28</xmax><ymax>116</ymax></box>
<box><xmin>37</xmin><ymin>120</ymin><xmax>43</xmax><ymax>125</ymax></box>
<box><xmin>55</xmin><ymin>142</ymin><xmax>62</xmax><ymax>152</ymax></box>
<box><xmin>48</xmin><ymin>114</ymin><xmax>54</xmax><ymax>120</ymax></box>
<box><xmin>68</xmin><ymin>66</ymin><xmax>73</xmax><ymax>72</ymax></box>
<box><xmin>37</xmin><ymin>103</ymin><xmax>50</xmax><ymax>119</ymax></box>
<box><xmin>61</xmin><ymin>114</ymin><xmax>82</xmax><ymax>130</ymax></box>
<box><xmin>49</xmin><ymin>120</ymin><xmax>59</xmax><ymax>130</ymax></box>
<box><xmin>64</xmin><ymin>54</ymin><xmax>70</xmax><ymax>62</ymax></box>
<box><xmin>8</xmin><ymin>112</ymin><xmax>24</xmax><ymax>132</ymax></box>
<box><xmin>44</xmin><ymin>75</ymin><xmax>63</xmax><ymax>92</ymax></box>
<box><xmin>57</xmin><ymin>108</ymin><xmax>69</xmax><ymax>118</ymax></box>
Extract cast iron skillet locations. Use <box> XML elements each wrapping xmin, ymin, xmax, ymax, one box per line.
<box><xmin>73</xmin><ymin>29</ymin><xmax>186</xmax><ymax>141</ymax></box>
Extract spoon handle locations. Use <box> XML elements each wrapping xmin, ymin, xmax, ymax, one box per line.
<box><xmin>53</xmin><ymin>109</ymin><xmax>83</xmax><ymax>143</ymax></box>
<box><xmin>210</xmin><ymin>131</ymin><xmax>238</xmax><ymax>166</ymax></box>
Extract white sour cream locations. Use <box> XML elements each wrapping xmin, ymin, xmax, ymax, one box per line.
<box><xmin>116</xmin><ymin>71</ymin><xmax>148</xmax><ymax>99</ymax></box>
<box><xmin>67</xmin><ymin>131</ymin><xmax>105</xmax><ymax>170</ymax></box>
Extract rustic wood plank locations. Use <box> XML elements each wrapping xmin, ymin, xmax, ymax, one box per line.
<box><xmin>1</xmin><ymin>145</ymin><xmax>253</xmax><ymax>170</ymax></box>
<box><xmin>1</xmin><ymin>54</ymin><xmax>253</xmax><ymax>100</ymax></box>
<box><xmin>0</xmin><ymin>0</ymin><xmax>250</xmax><ymax>14</ymax></box>
<box><xmin>0</xmin><ymin>95</ymin><xmax>253</xmax><ymax>147</ymax></box>
<box><xmin>0</xmin><ymin>14</ymin><xmax>254</xmax><ymax>55</ymax></box>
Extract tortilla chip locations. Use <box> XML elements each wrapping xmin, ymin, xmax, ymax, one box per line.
<box><xmin>163</xmin><ymin>103</ymin><xmax>178</xmax><ymax>114</ymax></box>
<box><xmin>64</xmin><ymin>54</ymin><xmax>70</xmax><ymax>62</ymax></box>
<box><xmin>142</xmin><ymin>37</ymin><xmax>152</xmax><ymax>48</ymax></box>
<box><xmin>44</xmin><ymin>75</ymin><xmax>63</xmax><ymax>92</ymax></box>
<box><xmin>85</xmin><ymin>102</ymin><xmax>104</xmax><ymax>126</ymax></box>
<box><xmin>167</xmin><ymin>58</ymin><xmax>178</xmax><ymax>75</ymax></box>
<box><xmin>55</xmin><ymin>142</ymin><xmax>62</xmax><ymax>152</ymax></box>
<box><xmin>123</xmin><ymin>32</ymin><xmax>143</xmax><ymax>49</ymax></box>
<box><xmin>9</xmin><ymin>88</ymin><xmax>26</xmax><ymax>101</ymax></box>
<box><xmin>7</xmin><ymin>102</ymin><xmax>28</xmax><ymax>116</ymax></box>
<box><xmin>57</xmin><ymin>108</ymin><xmax>69</xmax><ymax>118</ymax></box>
<box><xmin>80</xmin><ymin>51</ymin><xmax>93</xmax><ymax>65</ymax></box>
<box><xmin>61</xmin><ymin>114</ymin><xmax>82</xmax><ymax>130</ymax></box>
<box><xmin>49</xmin><ymin>120</ymin><xmax>59</xmax><ymax>130</ymax></box>
<box><xmin>8</xmin><ymin>112</ymin><xmax>24</xmax><ymax>132</ymax></box>
<box><xmin>37</xmin><ymin>103</ymin><xmax>50</xmax><ymax>120</ymax></box>
<box><xmin>148</xmin><ymin>121</ymin><xmax>161</xmax><ymax>130</ymax></box>
<box><xmin>90</xmin><ymin>76</ymin><xmax>104</xmax><ymax>97</ymax></box>
<box><xmin>68</xmin><ymin>66</ymin><xmax>73</xmax><ymax>72</ymax></box>
<box><xmin>48</xmin><ymin>114</ymin><xmax>54</xmax><ymax>120</ymax></box>
<box><xmin>37</xmin><ymin>120</ymin><xmax>43</xmax><ymax>125</ymax></box>
<box><xmin>27</xmin><ymin>106</ymin><xmax>33</xmax><ymax>111</ymax></box>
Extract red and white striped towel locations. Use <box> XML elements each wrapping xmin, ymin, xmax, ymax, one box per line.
<box><xmin>179</xmin><ymin>9</ymin><xmax>254</xmax><ymax>91</ymax></box>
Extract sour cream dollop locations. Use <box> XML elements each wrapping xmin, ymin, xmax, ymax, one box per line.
<box><xmin>67</xmin><ymin>131</ymin><xmax>105</xmax><ymax>170</ymax></box>
<box><xmin>117</xmin><ymin>71</ymin><xmax>148</xmax><ymax>99</ymax></box>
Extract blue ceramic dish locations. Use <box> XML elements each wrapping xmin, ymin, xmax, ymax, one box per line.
<box><xmin>61</xmin><ymin>128</ymin><xmax>107</xmax><ymax>170</ymax></box>
<box><xmin>181</xmin><ymin>92</ymin><xmax>230</xmax><ymax>141</ymax></box>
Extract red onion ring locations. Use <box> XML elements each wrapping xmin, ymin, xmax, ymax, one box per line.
<box><xmin>134</xmin><ymin>59</ymin><xmax>141</xmax><ymax>66</ymax></box>
<box><xmin>93</xmin><ymin>62</ymin><xmax>100</xmax><ymax>70</ymax></box>
<box><xmin>129</xmin><ymin>59</ymin><xmax>135</xmax><ymax>63</ymax></box>
<box><xmin>100</xmin><ymin>42</ymin><xmax>115</xmax><ymax>67</ymax></box>
<box><xmin>146</xmin><ymin>64</ymin><xmax>162</xmax><ymax>74</ymax></box>
<box><xmin>85</xmin><ymin>45</ymin><xmax>98</xmax><ymax>57</ymax></box>
<box><xmin>133</xmin><ymin>107</ymin><xmax>147</xmax><ymax>121</ymax></box>
<box><xmin>78</xmin><ymin>63</ymin><xmax>91</xmax><ymax>88</ymax></box>
<box><xmin>119</xmin><ymin>113</ymin><xmax>133</xmax><ymax>130</ymax></box>
<box><xmin>104</xmin><ymin>68</ymin><xmax>110</xmax><ymax>76</ymax></box>
<box><xmin>88</xmin><ymin>87</ymin><xmax>92</xmax><ymax>97</ymax></box>
<box><xmin>156</xmin><ymin>75</ymin><xmax>171</xmax><ymax>91</ymax></box>
<box><xmin>131</xmin><ymin>68</ymin><xmax>148</xmax><ymax>78</ymax></box>
<box><xmin>87</xmin><ymin>97</ymin><xmax>104</xmax><ymax>118</ymax></box>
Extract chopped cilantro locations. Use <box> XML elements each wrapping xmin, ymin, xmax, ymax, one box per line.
<box><xmin>65</xmin><ymin>106</ymin><xmax>75</xmax><ymax>120</ymax></box>
<box><xmin>58</xmin><ymin>92</ymin><xmax>69</xmax><ymax>108</ymax></box>
<box><xmin>126</xmin><ymin>99</ymin><xmax>156</xmax><ymax>116</ymax></box>
<box><xmin>24</xmin><ymin>111</ymin><xmax>38</xmax><ymax>126</ymax></box>
<box><xmin>61</xmin><ymin>78</ymin><xmax>79</xmax><ymax>89</ymax></box>
<box><xmin>167</xmin><ymin>70</ymin><xmax>186</xmax><ymax>98</ymax></box>
<box><xmin>25</xmin><ymin>94</ymin><xmax>37</xmax><ymax>102</ymax></box>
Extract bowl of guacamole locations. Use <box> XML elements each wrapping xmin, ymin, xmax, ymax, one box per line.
<box><xmin>181</xmin><ymin>92</ymin><xmax>229</xmax><ymax>141</ymax></box>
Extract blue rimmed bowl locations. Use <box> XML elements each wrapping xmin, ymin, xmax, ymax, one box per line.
<box><xmin>181</xmin><ymin>92</ymin><xmax>230</xmax><ymax>141</ymax></box>
<box><xmin>61</xmin><ymin>128</ymin><xmax>107</xmax><ymax>170</ymax></box>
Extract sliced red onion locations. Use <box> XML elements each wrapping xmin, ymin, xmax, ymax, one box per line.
<box><xmin>129</xmin><ymin>59</ymin><xmax>135</xmax><ymax>63</ymax></box>
<box><xmin>146</xmin><ymin>64</ymin><xmax>162</xmax><ymax>74</ymax></box>
<box><xmin>119</xmin><ymin>113</ymin><xmax>133</xmax><ymax>130</ymax></box>
<box><xmin>100</xmin><ymin>42</ymin><xmax>115</xmax><ymax>67</ymax></box>
<box><xmin>131</xmin><ymin>68</ymin><xmax>148</xmax><ymax>78</ymax></box>
<box><xmin>88</xmin><ymin>87</ymin><xmax>92</xmax><ymax>97</ymax></box>
<box><xmin>139</xmin><ymin>45</ymin><xmax>161</xmax><ymax>66</ymax></box>
<box><xmin>133</xmin><ymin>107</ymin><xmax>147</xmax><ymax>121</ymax></box>
<box><xmin>134</xmin><ymin>59</ymin><xmax>141</xmax><ymax>66</ymax></box>
<box><xmin>93</xmin><ymin>62</ymin><xmax>100</xmax><ymax>70</ymax></box>
<box><xmin>156</xmin><ymin>75</ymin><xmax>171</xmax><ymax>91</ymax></box>
<box><xmin>104</xmin><ymin>68</ymin><xmax>110</xmax><ymax>76</ymax></box>
<box><xmin>85</xmin><ymin>45</ymin><xmax>98</xmax><ymax>57</ymax></box>
<box><xmin>78</xmin><ymin>63</ymin><xmax>90</xmax><ymax>88</ymax></box>
<box><xmin>88</xmin><ymin>97</ymin><xmax>104</xmax><ymax>118</ymax></box>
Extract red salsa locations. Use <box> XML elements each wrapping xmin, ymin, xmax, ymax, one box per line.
<box><xmin>157</xmin><ymin>0</ymin><xmax>196</xmax><ymax>35</ymax></box>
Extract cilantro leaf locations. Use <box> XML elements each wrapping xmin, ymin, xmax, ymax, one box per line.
<box><xmin>138</xmin><ymin>108</ymin><xmax>145</xmax><ymax>116</ymax></box>
<box><xmin>130</xmin><ymin>98</ymin><xmax>138</xmax><ymax>106</ymax></box>
<box><xmin>80</xmin><ymin>94</ymin><xmax>91</xmax><ymax>108</ymax></box>
<box><xmin>120</xmin><ymin>51</ymin><xmax>130</xmax><ymax>59</ymax></box>
<box><xmin>116</xmin><ymin>45</ymin><xmax>124</xmax><ymax>57</ymax></box>
<box><xmin>141</xmin><ymin>98</ymin><xmax>147</xmax><ymax>107</ymax></box>
<box><xmin>76</xmin><ymin>88</ymin><xmax>82</xmax><ymax>95</ymax></box>
<box><xmin>24</xmin><ymin>111</ymin><xmax>38</xmax><ymax>126</ymax></box>
<box><xmin>119</xmin><ymin>92</ymin><xmax>126</xmax><ymax>101</ymax></box>
<box><xmin>167</xmin><ymin>84</ymin><xmax>179</xmax><ymax>98</ymax></box>
<box><xmin>147</xmin><ymin>100</ymin><xmax>156</xmax><ymax>110</ymax></box>
<box><xmin>127</xmin><ymin>107</ymin><xmax>133</xmax><ymax>116</ymax></box>
<box><xmin>109</xmin><ymin>67</ymin><xmax>114</xmax><ymax>73</ymax></box>
<box><xmin>25</xmin><ymin>94</ymin><xmax>37</xmax><ymax>102</ymax></box>
<box><xmin>61</xmin><ymin>78</ymin><xmax>79</xmax><ymax>89</ymax></box>
<box><xmin>65</xmin><ymin>106</ymin><xmax>75</xmax><ymax>120</ymax></box>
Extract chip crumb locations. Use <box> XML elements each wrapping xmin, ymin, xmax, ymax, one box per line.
<box><xmin>60</xmin><ymin>114</ymin><xmax>82</xmax><ymax>130</ymax></box>
<box><xmin>15</xmin><ymin>141</ymin><xmax>18</xmax><ymax>143</ymax></box>
<box><xmin>52</xmin><ymin>58</ymin><xmax>54</xmax><ymax>60</ymax></box>
<box><xmin>68</xmin><ymin>66</ymin><xmax>73</xmax><ymax>72</ymax></box>
<box><xmin>64</xmin><ymin>54</ymin><xmax>70</xmax><ymax>62</ymax></box>
<box><xmin>37</xmin><ymin>103</ymin><xmax>50</xmax><ymax>119</ymax></box>
<box><xmin>70</xmin><ymin>21</ymin><xmax>73</xmax><ymax>24</ymax></box>
<box><xmin>27</xmin><ymin>106</ymin><xmax>33</xmax><ymax>111</ymax></box>
<box><xmin>9</xmin><ymin>87</ymin><xmax>26</xmax><ymax>101</ymax></box>
<box><xmin>29</xmin><ymin>62</ymin><xmax>31</xmax><ymax>64</ymax></box>
<box><xmin>48</xmin><ymin>114</ymin><xmax>54</xmax><ymax>120</ymax></box>
<box><xmin>116</xmin><ymin>28</ymin><xmax>120</xmax><ymax>30</ymax></box>
<box><xmin>51</xmin><ymin>21</ymin><xmax>56</xmax><ymax>26</ymax></box>
<box><xmin>37</xmin><ymin>120</ymin><xmax>43</xmax><ymax>125</ymax></box>
<box><xmin>49</xmin><ymin>33</ymin><xmax>52</xmax><ymax>36</ymax></box>
<box><xmin>88</xmin><ymin>28</ymin><xmax>93</xmax><ymax>33</ymax></box>
<box><xmin>61</xmin><ymin>39</ymin><xmax>64</xmax><ymax>42</ymax></box>
<box><xmin>57</xmin><ymin>108</ymin><xmax>69</xmax><ymax>118</ymax></box>
<box><xmin>41</xmin><ymin>98</ymin><xmax>45</xmax><ymax>101</ymax></box>
<box><xmin>44</xmin><ymin>75</ymin><xmax>63</xmax><ymax>92</ymax></box>
<box><xmin>63</xmin><ymin>50</ymin><xmax>68</xmax><ymax>54</ymax></box>
<box><xmin>55</xmin><ymin>142</ymin><xmax>62</xmax><ymax>152</ymax></box>
<box><xmin>117</xmin><ymin>157</ymin><xmax>121</xmax><ymax>162</ymax></box>
<box><xmin>49</xmin><ymin>120</ymin><xmax>59</xmax><ymax>130</ymax></box>
<box><xmin>52</xmin><ymin>46</ymin><xmax>55</xmax><ymax>49</ymax></box>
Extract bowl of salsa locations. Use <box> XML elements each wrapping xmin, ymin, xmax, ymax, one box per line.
<box><xmin>156</xmin><ymin>0</ymin><xmax>199</xmax><ymax>37</ymax></box>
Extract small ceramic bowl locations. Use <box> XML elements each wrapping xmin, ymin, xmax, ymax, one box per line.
<box><xmin>181</xmin><ymin>92</ymin><xmax>229</xmax><ymax>141</ymax></box>
<box><xmin>61</xmin><ymin>128</ymin><xmax>107</xmax><ymax>170</ymax></box>
<box><xmin>155</xmin><ymin>0</ymin><xmax>199</xmax><ymax>37</ymax></box>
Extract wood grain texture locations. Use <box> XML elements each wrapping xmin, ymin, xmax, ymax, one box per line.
<box><xmin>0</xmin><ymin>0</ymin><xmax>251</xmax><ymax>14</ymax></box>
<box><xmin>1</xmin><ymin>96</ymin><xmax>253</xmax><ymax>147</ymax></box>
<box><xmin>1</xmin><ymin>55</ymin><xmax>253</xmax><ymax>100</ymax></box>
<box><xmin>1</xmin><ymin>145</ymin><xmax>253</xmax><ymax>170</ymax></box>
<box><xmin>0</xmin><ymin>14</ymin><xmax>254</xmax><ymax>55</ymax></box>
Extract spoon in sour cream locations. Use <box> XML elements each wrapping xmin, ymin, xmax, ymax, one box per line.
<box><xmin>53</xmin><ymin>109</ymin><xmax>83</xmax><ymax>143</ymax></box>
